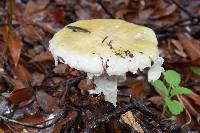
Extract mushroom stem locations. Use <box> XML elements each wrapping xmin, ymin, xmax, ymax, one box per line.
<box><xmin>88</xmin><ymin>75</ymin><xmax>119</xmax><ymax>106</ymax></box>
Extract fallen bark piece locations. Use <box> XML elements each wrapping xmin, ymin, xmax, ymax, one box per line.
<box><xmin>121</xmin><ymin>111</ymin><xmax>144</xmax><ymax>133</ymax></box>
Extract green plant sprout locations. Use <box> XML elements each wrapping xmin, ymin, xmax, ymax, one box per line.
<box><xmin>151</xmin><ymin>70</ymin><xmax>192</xmax><ymax>120</ymax></box>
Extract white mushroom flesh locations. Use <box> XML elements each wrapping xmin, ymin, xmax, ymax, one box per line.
<box><xmin>88</xmin><ymin>75</ymin><xmax>118</xmax><ymax>106</ymax></box>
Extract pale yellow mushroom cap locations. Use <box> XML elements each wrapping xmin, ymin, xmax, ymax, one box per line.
<box><xmin>49</xmin><ymin>19</ymin><xmax>163</xmax><ymax>81</ymax></box>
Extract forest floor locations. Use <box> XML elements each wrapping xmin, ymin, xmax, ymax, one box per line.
<box><xmin>0</xmin><ymin>0</ymin><xmax>200</xmax><ymax>132</ymax></box>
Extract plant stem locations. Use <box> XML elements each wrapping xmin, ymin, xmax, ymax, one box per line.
<box><xmin>1</xmin><ymin>0</ymin><xmax>13</xmax><ymax>62</ymax></box>
<box><xmin>161</xmin><ymin>104</ymin><xmax>167</xmax><ymax>118</ymax></box>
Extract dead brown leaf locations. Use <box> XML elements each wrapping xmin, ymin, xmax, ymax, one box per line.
<box><xmin>2</xmin><ymin>76</ymin><xmax>24</xmax><ymax>89</ymax></box>
<box><xmin>51</xmin><ymin>77</ymin><xmax>65</xmax><ymax>84</ymax></box>
<box><xmin>53</xmin><ymin>64</ymin><xmax>68</xmax><ymax>74</ymax></box>
<box><xmin>115</xmin><ymin>9</ymin><xmax>133</xmax><ymax>19</ymax></box>
<box><xmin>25</xmin><ymin>0</ymin><xmax>50</xmax><ymax>14</ymax></box>
<box><xmin>108</xmin><ymin>120</ymin><xmax>122</xmax><ymax>133</ymax></box>
<box><xmin>131</xmin><ymin>82</ymin><xmax>144</xmax><ymax>99</ymax></box>
<box><xmin>151</xmin><ymin>4</ymin><xmax>177</xmax><ymax>19</ymax></box>
<box><xmin>36</xmin><ymin>90</ymin><xmax>58</xmax><ymax>113</ymax></box>
<box><xmin>181</xmin><ymin>96</ymin><xmax>199</xmax><ymax>117</ymax></box>
<box><xmin>31</xmin><ymin>51</ymin><xmax>53</xmax><ymax>62</ymax></box>
<box><xmin>9</xmin><ymin>88</ymin><xmax>33</xmax><ymax>105</ymax></box>
<box><xmin>186</xmin><ymin>93</ymin><xmax>200</xmax><ymax>107</ymax></box>
<box><xmin>78</xmin><ymin>79</ymin><xmax>94</xmax><ymax>90</ymax></box>
<box><xmin>170</xmin><ymin>39</ymin><xmax>187</xmax><ymax>58</ymax></box>
<box><xmin>20</xmin><ymin>25</ymin><xmax>43</xmax><ymax>43</ymax></box>
<box><xmin>32</xmin><ymin>73</ymin><xmax>45</xmax><ymax>86</ymax></box>
<box><xmin>47</xmin><ymin>8</ymin><xmax>64</xmax><ymax>24</ymax></box>
<box><xmin>178</xmin><ymin>33</ymin><xmax>200</xmax><ymax>60</ymax></box>
<box><xmin>13</xmin><ymin>63</ymin><xmax>32</xmax><ymax>82</ymax></box>
<box><xmin>148</xmin><ymin>96</ymin><xmax>163</xmax><ymax>108</ymax></box>
<box><xmin>53</xmin><ymin>111</ymin><xmax>78</xmax><ymax>133</ymax></box>
<box><xmin>0</xmin><ymin>27</ymin><xmax>23</xmax><ymax>66</ymax></box>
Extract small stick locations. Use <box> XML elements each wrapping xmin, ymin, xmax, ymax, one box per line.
<box><xmin>1</xmin><ymin>0</ymin><xmax>13</xmax><ymax>62</ymax></box>
<box><xmin>97</xmin><ymin>0</ymin><xmax>115</xmax><ymax>19</ymax></box>
<box><xmin>170</xmin><ymin>0</ymin><xmax>196</xmax><ymax>18</ymax></box>
<box><xmin>0</xmin><ymin>111</ymin><xmax>65</xmax><ymax>129</ymax></box>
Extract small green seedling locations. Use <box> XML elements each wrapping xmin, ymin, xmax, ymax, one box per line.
<box><xmin>151</xmin><ymin>70</ymin><xmax>192</xmax><ymax>119</ymax></box>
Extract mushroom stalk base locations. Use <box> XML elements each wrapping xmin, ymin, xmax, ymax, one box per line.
<box><xmin>89</xmin><ymin>77</ymin><xmax>118</xmax><ymax>106</ymax></box>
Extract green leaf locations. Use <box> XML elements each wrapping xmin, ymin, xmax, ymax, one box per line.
<box><xmin>163</xmin><ymin>70</ymin><xmax>181</xmax><ymax>87</ymax></box>
<box><xmin>191</xmin><ymin>66</ymin><xmax>200</xmax><ymax>76</ymax></box>
<box><xmin>151</xmin><ymin>80</ymin><xmax>169</xmax><ymax>97</ymax></box>
<box><xmin>165</xmin><ymin>98</ymin><xmax>183</xmax><ymax>115</ymax></box>
<box><xmin>170</xmin><ymin>87</ymin><xmax>192</xmax><ymax>97</ymax></box>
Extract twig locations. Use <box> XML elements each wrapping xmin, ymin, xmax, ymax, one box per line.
<box><xmin>0</xmin><ymin>109</ymin><xmax>66</xmax><ymax>129</ymax></box>
<box><xmin>1</xmin><ymin>0</ymin><xmax>13</xmax><ymax>62</ymax></box>
<box><xmin>182</xmin><ymin>81</ymin><xmax>200</xmax><ymax>87</ymax></box>
<box><xmin>156</xmin><ymin>32</ymin><xmax>176</xmax><ymax>39</ymax></box>
<box><xmin>156</xmin><ymin>16</ymin><xmax>199</xmax><ymax>32</ymax></box>
<box><xmin>97</xmin><ymin>0</ymin><xmax>115</xmax><ymax>18</ymax></box>
<box><xmin>170</xmin><ymin>0</ymin><xmax>196</xmax><ymax>18</ymax></box>
<box><xmin>2</xmin><ymin>57</ymin><xmax>15</xmax><ymax>77</ymax></box>
<box><xmin>177</xmin><ymin>95</ymin><xmax>192</xmax><ymax>127</ymax></box>
<box><xmin>84</xmin><ymin>104</ymin><xmax>133</xmax><ymax>133</ymax></box>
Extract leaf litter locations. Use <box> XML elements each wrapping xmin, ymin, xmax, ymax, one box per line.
<box><xmin>0</xmin><ymin>0</ymin><xmax>200</xmax><ymax>132</ymax></box>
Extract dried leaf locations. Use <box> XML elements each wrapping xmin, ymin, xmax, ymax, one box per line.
<box><xmin>178</xmin><ymin>33</ymin><xmax>200</xmax><ymax>60</ymax></box>
<box><xmin>2</xmin><ymin>76</ymin><xmax>24</xmax><ymax>89</ymax></box>
<box><xmin>171</xmin><ymin>39</ymin><xmax>187</xmax><ymax>58</ymax></box>
<box><xmin>52</xmin><ymin>77</ymin><xmax>65</xmax><ymax>84</ymax></box>
<box><xmin>13</xmin><ymin>63</ymin><xmax>32</xmax><ymax>82</ymax></box>
<box><xmin>9</xmin><ymin>88</ymin><xmax>33</xmax><ymax>105</ymax></box>
<box><xmin>53</xmin><ymin>111</ymin><xmax>78</xmax><ymax>133</ymax></box>
<box><xmin>31</xmin><ymin>51</ymin><xmax>54</xmax><ymax>62</ymax></box>
<box><xmin>48</xmin><ymin>8</ymin><xmax>64</xmax><ymax>24</ymax></box>
<box><xmin>32</xmin><ymin>73</ymin><xmax>45</xmax><ymax>86</ymax></box>
<box><xmin>115</xmin><ymin>9</ymin><xmax>133</xmax><ymax>19</ymax></box>
<box><xmin>131</xmin><ymin>82</ymin><xmax>144</xmax><ymax>99</ymax></box>
<box><xmin>25</xmin><ymin>0</ymin><xmax>50</xmax><ymax>14</ymax></box>
<box><xmin>108</xmin><ymin>120</ymin><xmax>122</xmax><ymax>133</ymax></box>
<box><xmin>0</xmin><ymin>27</ymin><xmax>23</xmax><ymax>66</ymax></box>
<box><xmin>186</xmin><ymin>93</ymin><xmax>200</xmax><ymax>107</ymax></box>
<box><xmin>53</xmin><ymin>64</ymin><xmax>68</xmax><ymax>74</ymax></box>
<box><xmin>20</xmin><ymin>25</ymin><xmax>43</xmax><ymax>43</ymax></box>
<box><xmin>24</xmin><ymin>101</ymin><xmax>39</xmax><ymax>116</ymax></box>
<box><xmin>151</xmin><ymin>4</ymin><xmax>177</xmax><ymax>19</ymax></box>
<box><xmin>181</xmin><ymin>96</ymin><xmax>199</xmax><ymax>117</ymax></box>
<box><xmin>36</xmin><ymin>90</ymin><xmax>58</xmax><ymax>112</ymax></box>
<box><xmin>78</xmin><ymin>79</ymin><xmax>94</xmax><ymax>90</ymax></box>
<box><xmin>0</xmin><ymin>128</ymin><xmax>4</xmax><ymax>133</ymax></box>
<box><xmin>148</xmin><ymin>96</ymin><xmax>163</xmax><ymax>107</ymax></box>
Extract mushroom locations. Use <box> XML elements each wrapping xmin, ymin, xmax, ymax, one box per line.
<box><xmin>49</xmin><ymin>19</ymin><xmax>164</xmax><ymax>105</ymax></box>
